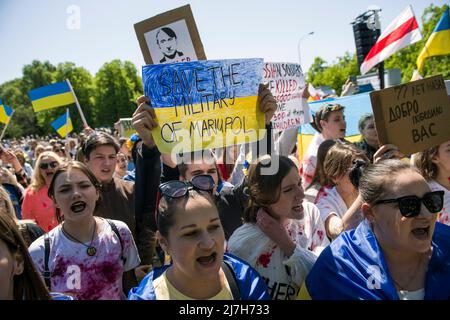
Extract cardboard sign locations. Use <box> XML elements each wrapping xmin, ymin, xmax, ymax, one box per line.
<box><xmin>262</xmin><ymin>62</ymin><xmax>309</xmax><ymax>132</ymax></box>
<box><xmin>134</xmin><ymin>5</ymin><xmax>206</xmax><ymax>65</ymax></box>
<box><xmin>143</xmin><ymin>58</ymin><xmax>265</xmax><ymax>154</ymax></box>
<box><xmin>370</xmin><ymin>75</ymin><xmax>450</xmax><ymax>155</ymax></box>
<box><xmin>115</xmin><ymin>118</ymin><xmax>135</xmax><ymax>138</ymax></box>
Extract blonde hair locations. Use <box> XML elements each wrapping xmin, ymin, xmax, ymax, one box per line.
<box><xmin>0</xmin><ymin>185</ymin><xmax>17</xmax><ymax>220</ymax></box>
<box><xmin>323</xmin><ymin>142</ymin><xmax>368</xmax><ymax>186</ymax></box>
<box><xmin>30</xmin><ymin>151</ymin><xmax>63</xmax><ymax>192</ymax></box>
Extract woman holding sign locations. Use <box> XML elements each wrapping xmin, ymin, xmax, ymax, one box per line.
<box><xmin>413</xmin><ymin>139</ymin><xmax>450</xmax><ymax>226</ymax></box>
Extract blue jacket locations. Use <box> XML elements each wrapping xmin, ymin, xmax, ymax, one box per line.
<box><xmin>305</xmin><ymin>220</ymin><xmax>450</xmax><ymax>300</ymax></box>
<box><xmin>128</xmin><ymin>253</ymin><xmax>270</xmax><ymax>300</ymax></box>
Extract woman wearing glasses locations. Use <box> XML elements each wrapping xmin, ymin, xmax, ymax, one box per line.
<box><xmin>301</xmin><ymin>103</ymin><xmax>347</xmax><ymax>190</ymax></box>
<box><xmin>21</xmin><ymin>152</ymin><xmax>63</xmax><ymax>232</ymax></box>
<box><xmin>299</xmin><ymin>159</ymin><xmax>450</xmax><ymax>300</ymax></box>
<box><xmin>413</xmin><ymin>140</ymin><xmax>450</xmax><ymax>226</ymax></box>
<box><xmin>128</xmin><ymin>175</ymin><xmax>270</xmax><ymax>300</ymax></box>
<box><xmin>227</xmin><ymin>155</ymin><xmax>329</xmax><ymax>300</ymax></box>
<box><xmin>28</xmin><ymin>161</ymin><xmax>140</xmax><ymax>300</ymax></box>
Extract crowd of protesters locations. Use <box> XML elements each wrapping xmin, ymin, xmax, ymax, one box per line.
<box><xmin>0</xmin><ymin>81</ymin><xmax>449</xmax><ymax>301</ymax></box>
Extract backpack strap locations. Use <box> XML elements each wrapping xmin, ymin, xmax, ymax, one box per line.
<box><xmin>43</xmin><ymin>233</ymin><xmax>51</xmax><ymax>290</ymax></box>
<box><xmin>106</xmin><ymin>219</ymin><xmax>126</xmax><ymax>264</ymax></box>
<box><xmin>222</xmin><ymin>260</ymin><xmax>240</xmax><ymax>300</ymax></box>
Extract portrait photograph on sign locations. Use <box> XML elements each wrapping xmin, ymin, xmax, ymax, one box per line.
<box><xmin>144</xmin><ymin>19</ymin><xmax>197</xmax><ymax>64</ymax></box>
<box><xmin>134</xmin><ymin>4</ymin><xmax>206</xmax><ymax>65</ymax></box>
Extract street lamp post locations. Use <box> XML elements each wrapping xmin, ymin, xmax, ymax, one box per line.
<box><xmin>298</xmin><ymin>31</ymin><xmax>314</xmax><ymax>68</ymax></box>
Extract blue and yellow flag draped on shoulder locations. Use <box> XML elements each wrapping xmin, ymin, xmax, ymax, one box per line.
<box><xmin>51</xmin><ymin>111</ymin><xmax>73</xmax><ymax>137</ymax></box>
<box><xmin>0</xmin><ymin>99</ymin><xmax>14</xmax><ymax>124</ymax></box>
<box><xmin>417</xmin><ymin>7</ymin><xmax>450</xmax><ymax>71</ymax></box>
<box><xmin>29</xmin><ymin>80</ymin><xmax>75</xmax><ymax>112</ymax></box>
<box><xmin>301</xmin><ymin>220</ymin><xmax>450</xmax><ymax>300</ymax></box>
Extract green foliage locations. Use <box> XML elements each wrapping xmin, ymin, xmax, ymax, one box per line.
<box><xmin>385</xmin><ymin>4</ymin><xmax>450</xmax><ymax>81</ymax></box>
<box><xmin>94</xmin><ymin>60</ymin><xmax>142</xmax><ymax>127</ymax></box>
<box><xmin>307</xmin><ymin>4</ymin><xmax>450</xmax><ymax>90</ymax></box>
<box><xmin>307</xmin><ymin>52</ymin><xmax>359</xmax><ymax>95</ymax></box>
<box><xmin>0</xmin><ymin>59</ymin><xmax>142</xmax><ymax>138</ymax></box>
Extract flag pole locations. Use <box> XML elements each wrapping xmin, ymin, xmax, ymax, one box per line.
<box><xmin>0</xmin><ymin>110</ymin><xmax>15</xmax><ymax>140</ymax></box>
<box><xmin>66</xmin><ymin>79</ymin><xmax>89</xmax><ymax>128</ymax></box>
<box><xmin>65</xmin><ymin>108</ymin><xmax>69</xmax><ymax>140</ymax></box>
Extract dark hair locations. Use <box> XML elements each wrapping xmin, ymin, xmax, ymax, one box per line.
<box><xmin>177</xmin><ymin>150</ymin><xmax>223</xmax><ymax>185</ymax></box>
<box><xmin>48</xmin><ymin>161</ymin><xmax>101</xmax><ymax>223</ymax></box>
<box><xmin>307</xmin><ymin>139</ymin><xmax>337</xmax><ymax>189</ymax></box>
<box><xmin>83</xmin><ymin>132</ymin><xmax>119</xmax><ymax>160</ymax></box>
<box><xmin>157</xmin><ymin>190</ymin><xmax>216</xmax><ymax>238</ymax></box>
<box><xmin>244</xmin><ymin>155</ymin><xmax>297</xmax><ymax>223</ymax></box>
<box><xmin>358</xmin><ymin>113</ymin><xmax>374</xmax><ymax>134</ymax></box>
<box><xmin>156</xmin><ymin>27</ymin><xmax>177</xmax><ymax>44</ymax></box>
<box><xmin>0</xmin><ymin>212</ymin><xmax>51</xmax><ymax>300</ymax></box>
<box><xmin>359</xmin><ymin>159</ymin><xmax>416</xmax><ymax>205</ymax></box>
<box><xmin>311</xmin><ymin>103</ymin><xmax>345</xmax><ymax>132</ymax></box>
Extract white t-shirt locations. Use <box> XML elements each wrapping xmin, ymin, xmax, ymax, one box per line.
<box><xmin>315</xmin><ymin>186</ymin><xmax>348</xmax><ymax>224</ymax></box>
<box><xmin>428</xmin><ymin>180</ymin><xmax>450</xmax><ymax>226</ymax></box>
<box><xmin>29</xmin><ymin>218</ymin><xmax>140</xmax><ymax>300</ymax></box>
<box><xmin>227</xmin><ymin>201</ymin><xmax>329</xmax><ymax>300</ymax></box>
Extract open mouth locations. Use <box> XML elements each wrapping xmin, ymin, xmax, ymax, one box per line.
<box><xmin>411</xmin><ymin>226</ymin><xmax>430</xmax><ymax>240</ymax></box>
<box><xmin>196</xmin><ymin>252</ymin><xmax>217</xmax><ymax>266</ymax></box>
<box><xmin>46</xmin><ymin>172</ymin><xmax>54</xmax><ymax>177</ymax></box>
<box><xmin>292</xmin><ymin>204</ymin><xmax>303</xmax><ymax>212</ymax></box>
<box><xmin>70</xmin><ymin>201</ymin><xmax>87</xmax><ymax>213</ymax></box>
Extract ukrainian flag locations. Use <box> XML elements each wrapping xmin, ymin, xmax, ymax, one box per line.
<box><xmin>51</xmin><ymin>112</ymin><xmax>73</xmax><ymax>137</ymax></box>
<box><xmin>29</xmin><ymin>81</ymin><xmax>75</xmax><ymax>112</ymax></box>
<box><xmin>417</xmin><ymin>7</ymin><xmax>450</xmax><ymax>71</ymax></box>
<box><xmin>297</xmin><ymin>92</ymin><xmax>373</xmax><ymax>160</ymax></box>
<box><xmin>0</xmin><ymin>99</ymin><xmax>14</xmax><ymax>124</ymax></box>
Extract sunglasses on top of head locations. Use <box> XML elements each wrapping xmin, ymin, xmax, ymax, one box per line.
<box><xmin>39</xmin><ymin>161</ymin><xmax>58</xmax><ymax>170</ymax></box>
<box><xmin>159</xmin><ymin>174</ymin><xmax>215</xmax><ymax>199</ymax></box>
<box><xmin>374</xmin><ymin>190</ymin><xmax>444</xmax><ymax>218</ymax></box>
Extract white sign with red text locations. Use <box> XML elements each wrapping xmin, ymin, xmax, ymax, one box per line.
<box><xmin>263</xmin><ymin>62</ymin><xmax>310</xmax><ymax>132</ymax></box>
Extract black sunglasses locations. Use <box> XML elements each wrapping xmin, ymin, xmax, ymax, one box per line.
<box><xmin>39</xmin><ymin>161</ymin><xmax>58</xmax><ymax>170</ymax></box>
<box><xmin>159</xmin><ymin>175</ymin><xmax>215</xmax><ymax>199</ymax></box>
<box><xmin>374</xmin><ymin>190</ymin><xmax>444</xmax><ymax>218</ymax></box>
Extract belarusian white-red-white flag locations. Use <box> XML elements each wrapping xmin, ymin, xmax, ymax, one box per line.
<box><xmin>360</xmin><ymin>5</ymin><xmax>422</xmax><ymax>75</ymax></box>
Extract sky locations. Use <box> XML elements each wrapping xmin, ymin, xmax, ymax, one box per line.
<box><xmin>0</xmin><ymin>0</ymin><xmax>445</xmax><ymax>84</ymax></box>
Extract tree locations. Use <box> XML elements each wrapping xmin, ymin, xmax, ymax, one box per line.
<box><xmin>307</xmin><ymin>52</ymin><xmax>359</xmax><ymax>95</ymax></box>
<box><xmin>385</xmin><ymin>4</ymin><xmax>450</xmax><ymax>81</ymax></box>
<box><xmin>94</xmin><ymin>60</ymin><xmax>142</xmax><ymax>127</ymax></box>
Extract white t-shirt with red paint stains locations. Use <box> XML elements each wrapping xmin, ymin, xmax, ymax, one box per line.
<box><xmin>28</xmin><ymin>218</ymin><xmax>140</xmax><ymax>300</ymax></box>
<box><xmin>301</xmin><ymin>133</ymin><xmax>325</xmax><ymax>190</ymax></box>
<box><xmin>428</xmin><ymin>180</ymin><xmax>450</xmax><ymax>226</ymax></box>
<box><xmin>315</xmin><ymin>186</ymin><xmax>348</xmax><ymax>224</ymax></box>
<box><xmin>227</xmin><ymin>201</ymin><xmax>329</xmax><ymax>300</ymax></box>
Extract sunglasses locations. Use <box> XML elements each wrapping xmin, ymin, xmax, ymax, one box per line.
<box><xmin>374</xmin><ymin>190</ymin><xmax>444</xmax><ymax>218</ymax></box>
<box><xmin>39</xmin><ymin>161</ymin><xmax>58</xmax><ymax>170</ymax></box>
<box><xmin>159</xmin><ymin>175</ymin><xmax>215</xmax><ymax>199</ymax></box>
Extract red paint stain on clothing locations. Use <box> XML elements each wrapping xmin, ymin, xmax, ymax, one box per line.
<box><xmin>317</xmin><ymin>230</ymin><xmax>324</xmax><ymax>241</ymax></box>
<box><xmin>257</xmin><ymin>252</ymin><xmax>272</xmax><ymax>268</ymax></box>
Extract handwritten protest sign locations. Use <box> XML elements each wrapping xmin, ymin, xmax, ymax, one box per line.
<box><xmin>263</xmin><ymin>62</ymin><xmax>310</xmax><ymax>131</ymax></box>
<box><xmin>143</xmin><ymin>59</ymin><xmax>265</xmax><ymax>154</ymax></box>
<box><xmin>115</xmin><ymin>118</ymin><xmax>135</xmax><ymax>138</ymax></box>
<box><xmin>370</xmin><ymin>75</ymin><xmax>450</xmax><ymax>155</ymax></box>
<box><xmin>134</xmin><ymin>5</ymin><xmax>206</xmax><ymax>65</ymax></box>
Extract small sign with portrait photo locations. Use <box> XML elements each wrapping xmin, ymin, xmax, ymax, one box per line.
<box><xmin>134</xmin><ymin>4</ymin><xmax>206</xmax><ymax>65</ymax></box>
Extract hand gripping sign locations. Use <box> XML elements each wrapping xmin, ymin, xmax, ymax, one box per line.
<box><xmin>142</xmin><ymin>58</ymin><xmax>265</xmax><ymax>154</ymax></box>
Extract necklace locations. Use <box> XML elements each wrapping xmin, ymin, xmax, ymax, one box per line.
<box><xmin>62</xmin><ymin>220</ymin><xmax>97</xmax><ymax>256</ymax></box>
<box><xmin>391</xmin><ymin>254</ymin><xmax>424</xmax><ymax>291</ymax></box>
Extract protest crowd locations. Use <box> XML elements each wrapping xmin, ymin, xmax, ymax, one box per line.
<box><xmin>1</xmin><ymin>4</ymin><xmax>450</xmax><ymax>302</ymax></box>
